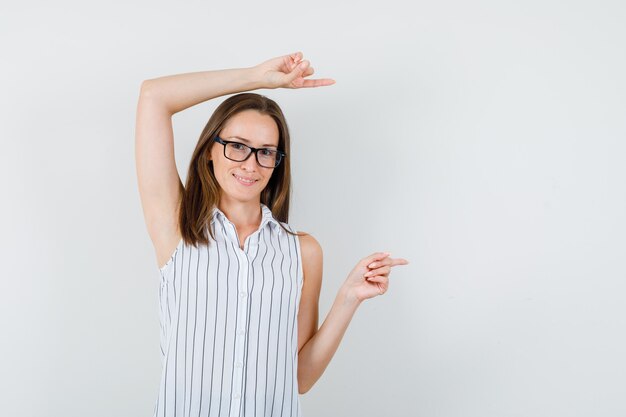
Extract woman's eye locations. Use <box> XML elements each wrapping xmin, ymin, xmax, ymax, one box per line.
<box><xmin>260</xmin><ymin>149</ymin><xmax>273</xmax><ymax>156</ymax></box>
<box><xmin>232</xmin><ymin>143</ymin><xmax>245</xmax><ymax>150</ymax></box>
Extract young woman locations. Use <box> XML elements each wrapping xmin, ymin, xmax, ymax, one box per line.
<box><xmin>135</xmin><ymin>51</ymin><xmax>408</xmax><ymax>417</ymax></box>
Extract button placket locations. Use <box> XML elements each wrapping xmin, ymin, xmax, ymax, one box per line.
<box><xmin>232</xmin><ymin>245</ymin><xmax>249</xmax><ymax>410</ymax></box>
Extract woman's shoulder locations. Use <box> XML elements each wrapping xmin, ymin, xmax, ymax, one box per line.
<box><xmin>296</xmin><ymin>231</ymin><xmax>322</xmax><ymax>262</ymax></box>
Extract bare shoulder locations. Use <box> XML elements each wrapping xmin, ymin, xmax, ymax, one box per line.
<box><xmin>298</xmin><ymin>231</ymin><xmax>322</xmax><ymax>257</ymax></box>
<box><xmin>297</xmin><ymin>231</ymin><xmax>323</xmax><ymax>270</ymax></box>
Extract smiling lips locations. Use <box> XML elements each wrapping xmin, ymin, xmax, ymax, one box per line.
<box><xmin>233</xmin><ymin>173</ymin><xmax>258</xmax><ymax>186</ymax></box>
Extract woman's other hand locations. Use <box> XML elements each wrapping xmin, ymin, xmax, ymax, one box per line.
<box><xmin>253</xmin><ymin>51</ymin><xmax>336</xmax><ymax>89</ymax></box>
<box><xmin>342</xmin><ymin>252</ymin><xmax>409</xmax><ymax>302</ymax></box>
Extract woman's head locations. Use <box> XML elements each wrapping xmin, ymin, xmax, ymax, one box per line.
<box><xmin>209</xmin><ymin>109</ymin><xmax>280</xmax><ymax>206</ymax></box>
<box><xmin>180</xmin><ymin>93</ymin><xmax>295</xmax><ymax>246</ymax></box>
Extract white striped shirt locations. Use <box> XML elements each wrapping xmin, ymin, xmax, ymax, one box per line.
<box><xmin>153</xmin><ymin>203</ymin><xmax>304</xmax><ymax>417</ymax></box>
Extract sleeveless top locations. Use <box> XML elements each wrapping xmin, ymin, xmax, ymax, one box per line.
<box><xmin>153</xmin><ymin>204</ymin><xmax>304</xmax><ymax>417</ymax></box>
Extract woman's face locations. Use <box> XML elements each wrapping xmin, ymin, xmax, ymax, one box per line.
<box><xmin>210</xmin><ymin>109</ymin><xmax>280</xmax><ymax>204</ymax></box>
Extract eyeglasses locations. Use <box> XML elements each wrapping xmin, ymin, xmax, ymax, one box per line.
<box><xmin>213</xmin><ymin>136</ymin><xmax>286</xmax><ymax>168</ymax></box>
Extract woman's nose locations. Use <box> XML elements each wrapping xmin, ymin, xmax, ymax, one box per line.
<box><xmin>241</xmin><ymin>153</ymin><xmax>259</xmax><ymax>170</ymax></box>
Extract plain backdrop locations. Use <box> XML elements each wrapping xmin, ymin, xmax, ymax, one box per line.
<box><xmin>1</xmin><ymin>1</ymin><xmax>625</xmax><ymax>416</ymax></box>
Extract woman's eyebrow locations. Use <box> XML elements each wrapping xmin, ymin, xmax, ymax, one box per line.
<box><xmin>231</xmin><ymin>136</ymin><xmax>278</xmax><ymax>148</ymax></box>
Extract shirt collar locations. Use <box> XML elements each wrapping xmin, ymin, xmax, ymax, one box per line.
<box><xmin>210</xmin><ymin>203</ymin><xmax>282</xmax><ymax>234</ymax></box>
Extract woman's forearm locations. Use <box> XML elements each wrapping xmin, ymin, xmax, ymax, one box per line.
<box><xmin>140</xmin><ymin>67</ymin><xmax>263</xmax><ymax>114</ymax></box>
<box><xmin>297</xmin><ymin>285</ymin><xmax>361</xmax><ymax>394</ymax></box>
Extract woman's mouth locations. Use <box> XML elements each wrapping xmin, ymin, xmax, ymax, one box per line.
<box><xmin>233</xmin><ymin>173</ymin><xmax>258</xmax><ymax>186</ymax></box>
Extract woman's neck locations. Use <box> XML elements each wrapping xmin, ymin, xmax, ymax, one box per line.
<box><xmin>217</xmin><ymin>198</ymin><xmax>263</xmax><ymax>229</ymax></box>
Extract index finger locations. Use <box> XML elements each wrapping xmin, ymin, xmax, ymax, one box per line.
<box><xmin>389</xmin><ymin>258</ymin><xmax>409</xmax><ymax>266</ymax></box>
<box><xmin>300</xmin><ymin>78</ymin><xmax>336</xmax><ymax>88</ymax></box>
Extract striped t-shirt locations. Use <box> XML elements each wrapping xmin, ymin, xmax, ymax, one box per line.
<box><xmin>153</xmin><ymin>203</ymin><xmax>304</xmax><ymax>417</ymax></box>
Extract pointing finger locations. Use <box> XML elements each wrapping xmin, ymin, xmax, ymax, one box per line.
<box><xmin>368</xmin><ymin>256</ymin><xmax>408</xmax><ymax>269</ymax></box>
<box><xmin>300</xmin><ymin>77</ymin><xmax>336</xmax><ymax>88</ymax></box>
<box><xmin>390</xmin><ymin>258</ymin><xmax>409</xmax><ymax>267</ymax></box>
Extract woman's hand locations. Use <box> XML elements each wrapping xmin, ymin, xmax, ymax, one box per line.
<box><xmin>252</xmin><ymin>51</ymin><xmax>336</xmax><ymax>89</ymax></box>
<box><xmin>342</xmin><ymin>252</ymin><xmax>409</xmax><ymax>302</ymax></box>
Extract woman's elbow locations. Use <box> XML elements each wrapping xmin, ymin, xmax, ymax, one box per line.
<box><xmin>139</xmin><ymin>80</ymin><xmax>155</xmax><ymax>97</ymax></box>
<box><xmin>297</xmin><ymin>374</ymin><xmax>312</xmax><ymax>394</ymax></box>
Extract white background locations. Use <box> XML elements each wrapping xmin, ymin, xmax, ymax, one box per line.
<box><xmin>1</xmin><ymin>1</ymin><xmax>625</xmax><ymax>416</ymax></box>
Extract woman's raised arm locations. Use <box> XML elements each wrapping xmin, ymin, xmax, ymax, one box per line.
<box><xmin>139</xmin><ymin>51</ymin><xmax>335</xmax><ymax>114</ymax></box>
<box><xmin>135</xmin><ymin>52</ymin><xmax>335</xmax><ymax>268</ymax></box>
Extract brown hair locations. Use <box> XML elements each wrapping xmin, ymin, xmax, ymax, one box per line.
<box><xmin>178</xmin><ymin>92</ymin><xmax>303</xmax><ymax>248</ymax></box>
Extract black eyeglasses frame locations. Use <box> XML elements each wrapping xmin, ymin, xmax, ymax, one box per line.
<box><xmin>213</xmin><ymin>136</ymin><xmax>286</xmax><ymax>168</ymax></box>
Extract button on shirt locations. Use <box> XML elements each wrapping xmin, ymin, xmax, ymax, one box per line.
<box><xmin>154</xmin><ymin>204</ymin><xmax>304</xmax><ymax>417</ymax></box>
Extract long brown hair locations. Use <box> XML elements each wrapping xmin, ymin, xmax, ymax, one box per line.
<box><xmin>178</xmin><ymin>92</ymin><xmax>303</xmax><ymax>247</ymax></box>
